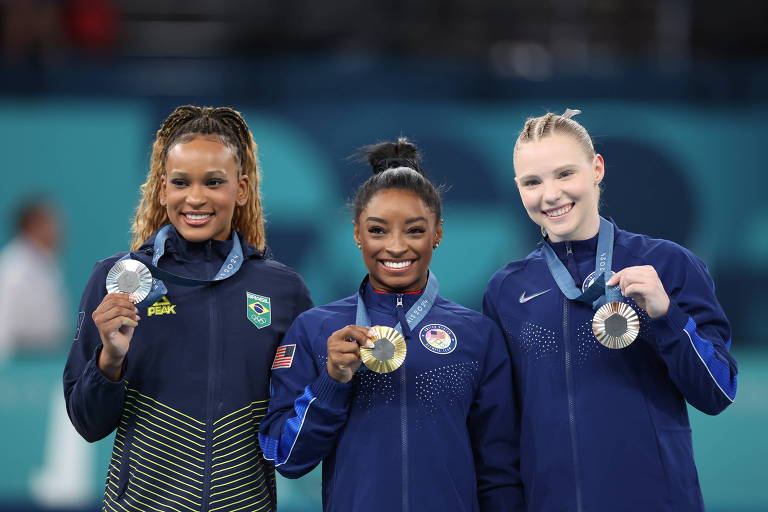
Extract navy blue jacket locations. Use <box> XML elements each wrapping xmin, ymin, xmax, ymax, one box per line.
<box><xmin>483</xmin><ymin>222</ymin><xmax>737</xmax><ymax>512</ymax></box>
<box><xmin>64</xmin><ymin>226</ymin><xmax>312</xmax><ymax>512</ymax></box>
<box><xmin>259</xmin><ymin>281</ymin><xmax>524</xmax><ymax>511</ymax></box>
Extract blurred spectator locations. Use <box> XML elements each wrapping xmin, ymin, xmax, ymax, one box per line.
<box><xmin>64</xmin><ymin>0</ymin><xmax>118</xmax><ymax>52</ymax></box>
<box><xmin>2</xmin><ymin>0</ymin><xmax>66</xmax><ymax>64</ymax></box>
<box><xmin>0</xmin><ymin>198</ymin><xmax>68</xmax><ymax>361</ymax></box>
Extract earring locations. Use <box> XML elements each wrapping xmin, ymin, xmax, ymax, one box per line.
<box><xmin>160</xmin><ymin>198</ymin><xmax>166</xmax><ymax>206</ymax></box>
<box><xmin>356</xmin><ymin>243</ymin><xmax>361</xmax><ymax>249</ymax></box>
<box><xmin>540</xmin><ymin>226</ymin><xmax>547</xmax><ymax>238</ymax></box>
<box><xmin>433</xmin><ymin>242</ymin><xmax>440</xmax><ymax>249</ymax></box>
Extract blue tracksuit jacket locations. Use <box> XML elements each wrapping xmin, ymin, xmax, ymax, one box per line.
<box><xmin>64</xmin><ymin>226</ymin><xmax>312</xmax><ymax>512</ymax></box>
<box><xmin>483</xmin><ymin>221</ymin><xmax>737</xmax><ymax>512</ymax></box>
<box><xmin>259</xmin><ymin>281</ymin><xmax>524</xmax><ymax>511</ymax></box>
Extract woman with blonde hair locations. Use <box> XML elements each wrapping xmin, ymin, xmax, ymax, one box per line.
<box><xmin>64</xmin><ymin>105</ymin><xmax>312</xmax><ymax>512</ymax></box>
<box><xmin>484</xmin><ymin>109</ymin><xmax>737</xmax><ymax>511</ymax></box>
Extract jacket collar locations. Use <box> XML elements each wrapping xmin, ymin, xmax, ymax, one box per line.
<box><xmin>136</xmin><ymin>224</ymin><xmax>262</xmax><ymax>264</ymax></box>
<box><xmin>546</xmin><ymin>217</ymin><xmax>620</xmax><ymax>262</ymax></box>
<box><xmin>360</xmin><ymin>277</ymin><xmax>426</xmax><ymax>314</ymax></box>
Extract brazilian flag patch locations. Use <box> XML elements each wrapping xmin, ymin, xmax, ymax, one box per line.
<box><xmin>247</xmin><ymin>292</ymin><xmax>271</xmax><ymax>329</ymax></box>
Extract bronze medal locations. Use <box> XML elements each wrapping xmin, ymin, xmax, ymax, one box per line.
<box><xmin>360</xmin><ymin>325</ymin><xmax>407</xmax><ymax>373</ymax></box>
<box><xmin>591</xmin><ymin>301</ymin><xmax>640</xmax><ymax>349</ymax></box>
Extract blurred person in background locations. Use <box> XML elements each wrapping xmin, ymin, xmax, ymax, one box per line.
<box><xmin>0</xmin><ymin>197</ymin><xmax>68</xmax><ymax>361</ymax></box>
<box><xmin>64</xmin><ymin>105</ymin><xmax>312</xmax><ymax>512</ymax></box>
<box><xmin>483</xmin><ymin>109</ymin><xmax>738</xmax><ymax>512</ymax></box>
<box><xmin>2</xmin><ymin>0</ymin><xmax>117</xmax><ymax>64</ymax></box>
<box><xmin>260</xmin><ymin>138</ymin><xmax>523</xmax><ymax>511</ymax></box>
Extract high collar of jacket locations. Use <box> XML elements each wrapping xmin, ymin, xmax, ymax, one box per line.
<box><xmin>545</xmin><ymin>217</ymin><xmax>619</xmax><ymax>263</ymax></box>
<box><xmin>136</xmin><ymin>224</ymin><xmax>262</xmax><ymax>265</ymax></box>
<box><xmin>361</xmin><ymin>278</ymin><xmax>426</xmax><ymax>314</ymax></box>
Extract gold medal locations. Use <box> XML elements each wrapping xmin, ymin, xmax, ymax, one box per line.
<box><xmin>592</xmin><ymin>301</ymin><xmax>640</xmax><ymax>349</ymax></box>
<box><xmin>360</xmin><ymin>325</ymin><xmax>407</xmax><ymax>373</ymax></box>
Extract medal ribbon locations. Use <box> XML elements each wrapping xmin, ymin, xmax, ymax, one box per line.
<box><xmin>143</xmin><ymin>224</ymin><xmax>244</xmax><ymax>286</ymax></box>
<box><xmin>120</xmin><ymin>225</ymin><xmax>245</xmax><ymax>305</ymax></box>
<box><xmin>541</xmin><ymin>216</ymin><xmax>622</xmax><ymax>310</ymax></box>
<box><xmin>355</xmin><ymin>272</ymin><xmax>440</xmax><ymax>336</ymax></box>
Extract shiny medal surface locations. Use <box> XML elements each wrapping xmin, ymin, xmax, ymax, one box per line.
<box><xmin>360</xmin><ymin>325</ymin><xmax>407</xmax><ymax>373</ymax></box>
<box><xmin>591</xmin><ymin>301</ymin><xmax>640</xmax><ymax>349</ymax></box>
<box><xmin>106</xmin><ymin>259</ymin><xmax>153</xmax><ymax>304</ymax></box>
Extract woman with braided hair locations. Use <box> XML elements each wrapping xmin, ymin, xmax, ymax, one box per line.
<box><xmin>483</xmin><ymin>109</ymin><xmax>737</xmax><ymax>511</ymax></box>
<box><xmin>64</xmin><ymin>105</ymin><xmax>312</xmax><ymax>512</ymax></box>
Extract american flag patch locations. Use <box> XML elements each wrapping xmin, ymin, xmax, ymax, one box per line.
<box><xmin>271</xmin><ymin>344</ymin><xmax>296</xmax><ymax>369</ymax></box>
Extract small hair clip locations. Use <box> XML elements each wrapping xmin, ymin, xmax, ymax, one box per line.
<box><xmin>562</xmin><ymin>108</ymin><xmax>582</xmax><ymax>119</ymax></box>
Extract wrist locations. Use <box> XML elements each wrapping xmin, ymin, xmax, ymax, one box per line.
<box><xmin>326</xmin><ymin>361</ymin><xmax>351</xmax><ymax>383</ymax></box>
<box><xmin>98</xmin><ymin>347</ymin><xmax>125</xmax><ymax>381</ymax></box>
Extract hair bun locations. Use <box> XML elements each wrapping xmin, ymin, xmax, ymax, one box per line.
<box><xmin>365</xmin><ymin>137</ymin><xmax>422</xmax><ymax>175</ymax></box>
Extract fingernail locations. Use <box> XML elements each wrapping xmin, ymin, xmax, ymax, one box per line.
<box><xmin>368</xmin><ymin>328</ymin><xmax>376</xmax><ymax>337</ymax></box>
<box><xmin>365</xmin><ymin>341</ymin><xmax>375</xmax><ymax>349</ymax></box>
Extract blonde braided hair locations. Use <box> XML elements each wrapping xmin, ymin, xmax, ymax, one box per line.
<box><xmin>130</xmin><ymin>106</ymin><xmax>265</xmax><ymax>251</ymax></box>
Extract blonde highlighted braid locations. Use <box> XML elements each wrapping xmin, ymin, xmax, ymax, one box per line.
<box><xmin>514</xmin><ymin>108</ymin><xmax>595</xmax><ymax>159</ymax></box>
<box><xmin>130</xmin><ymin>106</ymin><xmax>266</xmax><ymax>251</ymax></box>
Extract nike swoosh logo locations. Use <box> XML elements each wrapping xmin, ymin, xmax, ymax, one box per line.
<box><xmin>519</xmin><ymin>289</ymin><xmax>551</xmax><ymax>303</ymax></box>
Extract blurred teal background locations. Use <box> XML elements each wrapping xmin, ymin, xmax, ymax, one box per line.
<box><xmin>0</xmin><ymin>98</ymin><xmax>765</xmax><ymax>510</ymax></box>
<box><xmin>1</xmin><ymin>1</ymin><xmax>767</xmax><ymax>510</ymax></box>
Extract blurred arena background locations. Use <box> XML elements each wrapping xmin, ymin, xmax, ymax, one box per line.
<box><xmin>0</xmin><ymin>0</ymin><xmax>766</xmax><ymax>510</ymax></box>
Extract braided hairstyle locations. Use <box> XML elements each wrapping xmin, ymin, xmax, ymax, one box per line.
<box><xmin>514</xmin><ymin>108</ymin><xmax>595</xmax><ymax>159</ymax></box>
<box><xmin>353</xmin><ymin>137</ymin><xmax>442</xmax><ymax>222</ymax></box>
<box><xmin>130</xmin><ymin>106</ymin><xmax>265</xmax><ymax>251</ymax></box>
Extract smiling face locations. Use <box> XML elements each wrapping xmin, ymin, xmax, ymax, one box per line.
<box><xmin>514</xmin><ymin>134</ymin><xmax>604</xmax><ymax>242</ymax></box>
<box><xmin>160</xmin><ymin>135</ymin><xmax>248</xmax><ymax>242</ymax></box>
<box><xmin>354</xmin><ymin>188</ymin><xmax>442</xmax><ymax>293</ymax></box>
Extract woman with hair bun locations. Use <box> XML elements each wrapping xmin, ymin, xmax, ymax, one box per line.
<box><xmin>64</xmin><ymin>105</ymin><xmax>312</xmax><ymax>512</ymax></box>
<box><xmin>483</xmin><ymin>109</ymin><xmax>737</xmax><ymax>511</ymax></box>
<box><xmin>259</xmin><ymin>138</ymin><xmax>524</xmax><ymax>511</ymax></box>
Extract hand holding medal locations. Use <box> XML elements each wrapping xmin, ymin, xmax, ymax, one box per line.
<box><xmin>326</xmin><ymin>325</ymin><xmax>377</xmax><ymax>383</ymax></box>
<box><xmin>606</xmin><ymin>265</ymin><xmax>670</xmax><ymax>319</ymax></box>
<box><xmin>542</xmin><ymin>217</ymin><xmax>648</xmax><ymax>350</ymax></box>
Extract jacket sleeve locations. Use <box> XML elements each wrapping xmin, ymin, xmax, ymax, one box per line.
<box><xmin>649</xmin><ymin>247</ymin><xmax>737</xmax><ymax>415</ymax></box>
<box><xmin>258</xmin><ymin>314</ymin><xmax>352</xmax><ymax>478</ymax></box>
<box><xmin>62</xmin><ymin>260</ymin><xmax>127</xmax><ymax>442</ymax></box>
<box><xmin>469</xmin><ymin>317</ymin><xmax>525</xmax><ymax>512</ymax></box>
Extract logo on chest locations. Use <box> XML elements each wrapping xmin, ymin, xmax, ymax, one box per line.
<box><xmin>147</xmin><ymin>296</ymin><xmax>176</xmax><ymax>316</ymax></box>
<box><xmin>419</xmin><ymin>324</ymin><xmax>457</xmax><ymax>355</ymax></box>
<box><xmin>247</xmin><ymin>292</ymin><xmax>271</xmax><ymax>328</ymax></box>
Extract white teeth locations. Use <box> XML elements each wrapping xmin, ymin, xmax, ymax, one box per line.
<box><xmin>383</xmin><ymin>261</ymin><xmax>412</xmax><ymax>269</ymax></box>
<box><xmin>186</xmin><ymin>214</ymin><xmax>211</xmax><ymax>220</ymax></box>
<box><xmin>545</xmin><ymin>204</ymin><xmax>572</xmax><ymax>217</ymax></box>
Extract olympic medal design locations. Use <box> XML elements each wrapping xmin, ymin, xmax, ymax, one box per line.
<box><xmin>591</xmin><ymin>301</ymin><xmax>640</xmax><ymax>349</ymax></box>
<box><xmin>360</xmin><ymin>325</ymin><xmax>407</xmax><ymax>374</ymax></box>
<box><xmin>106</xmin><ymin>259</ymin><xmax>153</xmax><ymax>304</ymax></box>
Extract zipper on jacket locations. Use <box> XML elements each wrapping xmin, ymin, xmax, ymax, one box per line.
<box><xmin>202</xmin><ymin>242</ymin><xmax>217</xmax><ymax>510</ymax></box>
<box><xmin>563</xmin><ymin>298</ymin><xmax>583</xmax><ymax>511</ymax></box>
<box><xmin>565</xmin><ymin>241</ymin><xmax>582</xmax><ymax>286</ymax></box>
<box><xmin>396</xmin><ymin>293</ymin><xmax>409</xmax><ymax>512</ymax></box>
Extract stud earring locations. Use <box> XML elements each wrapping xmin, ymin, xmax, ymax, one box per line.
<box><xmin>356</xmin><ymin>243</ymin><xmax>362</xmax><ymax>249</ymax></box>
<box><xmin>160</xmin><ymin>198</ymin><xmax>166</xmax><ymax>206</ymax></box>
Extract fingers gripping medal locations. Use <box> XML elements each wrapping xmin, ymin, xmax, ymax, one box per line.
<box><xmin>360</xmin><ymin>326</ymin><xmax>407</xmax><ymax>373</ymax></box>
<box><xmin>105</xmin><ymin>259</ymin><xmax>153</xmax><ymax>326</ymax></box>
<box><xmin>541</xmin><ymin>217</ymin><xmax>640</xmax><ymax>350</ymax></box>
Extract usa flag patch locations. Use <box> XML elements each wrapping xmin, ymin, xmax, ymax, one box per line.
<box><xmin>271</xmin><ymin>344</ymin><xmax>296</xmax><ymax>369</ymax></box>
